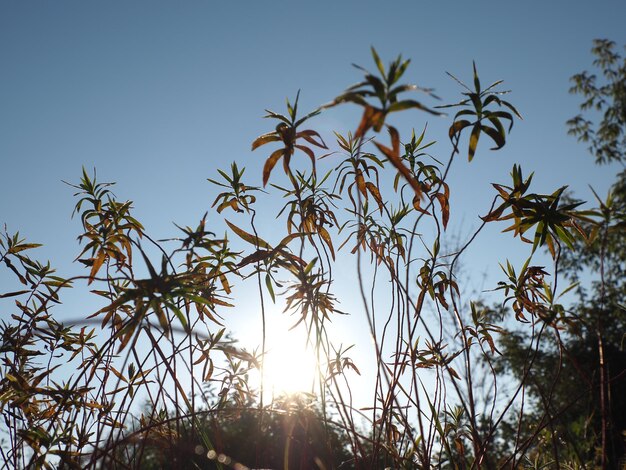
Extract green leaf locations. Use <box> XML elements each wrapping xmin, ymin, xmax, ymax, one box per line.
<box><xmin>225</xmin><ymin>220</ymin><xmax>271</xmax><ymax>249</ymax></box>
<box><xmin>388</xmin><ymin>83</ymin><xmax>417</xmax><ymax>97</ymax></box>
<box><xmin>371</xmin><ymin>46</ymin><xmax>385</xmax><ymax>77</ymax></box>
<box><xmin>265</xmin><ymin>274</ymin><xmax>275</xmax><ymax>303</ymax></box>
<box><xmin>167</xmin><ymin>301</ymin><xmax>189</xmax><ymax>331</ymax></box>
<box><xmin>388</xmin><ymin>99</ymin><xmax>442</xmax><ymax>115</ymax></box>
<box><xmin>468</xmin><ymin>123</ymin><xmax>481</xmax><ymax>161</ymax></box>
<box><xmin>304</xmin><ymin>257</ymin><xmax>318</xmax><ymax>275</ymax></box>
<box><xmin>8</xmin><ymin>243</ymin><xmax>42</xmax><ymax>254</ymax></box>
<box><xmin>449</xmin><ymin>120</ymin><xmax>471</xmax><ymax>141</ymax></box>
<box><xmin>479</xmin><ymin>124</ymin><xmax>505</xmax><ymax>149</ymax></box>
<box><xmin>473</xmin><ymin>61</ymin><xmax>481</xmax><ymax>92</ymax></box>
<box><xmin>502</xmin><ymin>99</ymin><xmax>523</xmax><ymax>119</ymax></box>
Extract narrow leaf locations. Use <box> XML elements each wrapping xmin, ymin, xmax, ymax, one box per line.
<box><xmin>225</xmin><ymin>220</ymin><xmax>271</xmax><ymax>249</ymax></box>
<box><xmin>468</xmin><ymin>123</ymin><xmax>481</xmax><ymax>161</ymax></box>
<box><xmin>262</xmin><ymin>149</ymin><xmax>284</xmax><ymax>186</ymax></box>
<box><xmin>251</xmin><ymin>132</ymin><xmax>280</xmax><ymax>150</ymax></box>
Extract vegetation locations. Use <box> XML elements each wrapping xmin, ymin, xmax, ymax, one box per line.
<box><xmin>0</xmin><ymin>41</ymin><xmax>624</xmax><ymax>469</ymax></box>
<box><xmin>493</xmin><ymin>38</ymin><xmax>626</xmax><ymax>468</ymax></box>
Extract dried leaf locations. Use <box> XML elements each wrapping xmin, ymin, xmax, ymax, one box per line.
<box><xmin>262</xmin><ymin>148</ymin><xmax>285</xmax><ymax>186</ymax></box>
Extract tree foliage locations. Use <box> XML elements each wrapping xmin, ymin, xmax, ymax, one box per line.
<box><xmin>567</xmin><ymin>39</ymin><xmax>626</xmax><ymax>165</ymax></box>
<box><xmin>494</xmin><ymin>40</ymin><xmax>626</xmax><ymax>469</ymax></box>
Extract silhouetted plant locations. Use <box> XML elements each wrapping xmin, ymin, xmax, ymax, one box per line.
<box><xmin>2</xmin><ymin>44</ymin><xmax>619</xmax><ymax>470</ymax></box>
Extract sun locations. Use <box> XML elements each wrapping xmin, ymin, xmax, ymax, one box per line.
<box><xmin>259</xmin><ymin>314</ymin><xmax>320</xmax><ymax>399</ymax></box>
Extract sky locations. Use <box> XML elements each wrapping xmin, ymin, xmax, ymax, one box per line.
<box><xmin>1</xmin><ymin>1</ymin><xmax>626</xmax><ymax>400</ymax></box>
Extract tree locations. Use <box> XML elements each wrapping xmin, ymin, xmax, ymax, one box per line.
<box><xmin>494</xmin><ymin>39</ymin><xmax>626</xmax><ymax>468</ymax></box>
<box><xmin>567</xmin><ymin>39</ymin><xmax>626</xmax><ymax>166</ymax></box>
<box><xmin>1</xmin><ymin>47</ymin><xmax>604</xmax><ymax>469</ymax></box>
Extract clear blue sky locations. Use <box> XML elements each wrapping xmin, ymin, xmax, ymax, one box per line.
<box><xmin>1</xmin><ymin>1</ymin><xmax>625</xmax><ymax>395</ymax></box>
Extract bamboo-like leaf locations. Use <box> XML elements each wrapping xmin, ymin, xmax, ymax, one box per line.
<box><xmin>481</xmin><ymin>203</ymin><xmax>508</xmax><ymax>223</ymax></box>
<box><xmin>436</xmin><ymin>193</ymin><xmax>450</xmax><ymax>229</ymax></box>
<box><xmin>473</xmin><ymin>61</ymin><xmax>481</xmax><ymax>92</ymax></box>
<box><xmin>219</xmin><ymin>274</ymin><xmax>231</xmax><ymax>294</ymax></box>
<box><xmin>276</xmin><ymin>232</ymin><xmax>305</xmax><ymax>249</ymax></box>
<box><xmin>265</xmin><ymin>273</ymin><xmax>275</xmax><ymax>302</ymax></box>
<box><xmin>318</xmin><ymin>226</ymin><xmax>335</xmax><ymax>259</ymax></box>
<box><xmin>294</xmin><ymin>107</ymin><xmax>322</xmax><ymax>128</ymax></box>
<box><xmin>412</xmin><ymin>195</ymin><xmax>430</xmax><ymax>215</ymax></box>
<box><xmin>329</xmin><ymin>92</ymin><xmax>369</xmax><ymax>108</ymax></box>
<box><xmin>502</xmin><ymin>99</ymin><xmax>522</xmax><ymax>119</ymax></box>
<box><xmin>262</xmin><ymin>148</ymin><xmax>284</xmax><ymax>186</ymax></box>
<box><xmin>251</xmin><ymin>132</ymin><xmax>280</xmax><ymax>150</ymax></box>
<box><xmin>355</xmin><ymin>170</ymin><xmax>367</xmax><ymax>198</ymax></box>
<box><xmin>8</xmin><ymin>243</ymin><xmax>42</xmax><ymax>254</ymax></box>
<box><xmin>204</xmin><ymin>360</ymin><xmax>214</xmax><ymax>381</ymax></box>
<box><xmin>365</xmin><ymin>181</ymin><xmax>384</xmax><ymax>212</ymax></box>
<box><xmin>375</xmin><ymin>127</ymin><xmax>423</xmax><ymax>200</ymax></box>
<box><xmin>109</xmin><ymin>366</ymin><xmax>128</xmax><ymax>384</ymax></box>
<box><xmin>448</xmin><ymin>366</ymin><xmax>461</xmax><ymax>380</ymax></box>
<box><xmin>168</xmin><ymin>302</ymin><xmax>189</xmax><ymax>331</ymax></box>
<box><xmin>304</xmin><ymin>257</ymin><xmax>318</xmax><ymax>275</ymax></box>
<box><xmin>554</xmin><ymin>224</ymin><xmax>576</xmax><ymax>250</ymax></box>
<box><xmin>238</xmin><ymin>249</ymin><xmax>271</xmax><ymax>267</ymax></box>
<box><xmin>0</xmin><ymin>290</ymin><xmax>30</xmax><ymax>298</ymax></box>
<box><xmin>88</xmin><ymin>251</ymin><xmax>107</xmax><ymax>285</ymax></box>
<box><xmin>117</xmin><ymin>323</ymin><xmax>136</xmax><ymax>352</ymax></box>
<box><xmin>194</xmin><ymin>302</ymin><xmax>225</xmax><ymax>326</ymax></box>
<box><xmin>153</xmin><ymin>301</ymin><xmax>169</xmax><ymax>333</ymax></box>
<box><xmin>355</xmin><ymin>106</ymin><xmax>383</xmax><ymax>138</ymax></box>
<box><xmin>263</xmin><ymin>110</ymin><xmax>290</xmax><ymax>123</ymax></box>
<box><xmin>225</xmin><ymin>220</ymin><xmax>271</xmax><ymax>249</ymax></box>
<box><xmin>388</xmin><ymin>99</ymin><xmax>442</xmax><ymax>115</ymax></box>
<box><xmin>468</xmin><ymin>123</ymin><xmax>481</xmax><ymax>161</ymax></box>
<box><xmin>371</xmin><ymin>46</ymin><xmax>385</xmax><ymax>77</ymax></box>
<box><xmin>480</xmin><ymin>124</ymin><xmax>505</xmax><ymax>149</ymax></box>
<box><xmin>389</xmin><ymin>125</ymin><xmax>400</xmax><ymax>156</ymax></box>
<box><xmin>216</xmin><ymin>345</ymin><xmax>259</xmax><ymax>367</ymax></box>
<box><xmin>296</xmin><ymin>129</ymin><xmax>327</xmax><ymax>148</ymax></box>
<box><xmin>295</xmin><ymin>144</ymin><xmax>316</xmax><ymax>166</ymax></box>
<box><xmin>486</xmin><ymin>110</ymin><xmax>515</xmax><ymax>130</ymax></box>
<box><xmin>449</xmin><ymin>120</ymin><xmax>471</xmax><ymax>141</ymax></box>
<box><xmin>365</xmin><ymin>74</ymin><xmax>386</xmax><ymax>102</ymax></box>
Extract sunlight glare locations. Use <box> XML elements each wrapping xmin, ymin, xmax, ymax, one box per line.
<box><xmin>261</xmin><ymin>315</ymin><xmax>319</xmax><ymax>398</ymax></box>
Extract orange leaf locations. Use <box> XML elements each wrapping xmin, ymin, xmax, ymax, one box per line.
<box><xmin>88</xmin><ymin>251</ymin><xmax>107</xmax><ymax>285</ymax></box>
<box><xmin>355</xmin><ymin>106</ymin><xmax>384</xmax><ymax>139</ymax></box>
<box><xmin>435</xmin><ymin>193</ymin><xmax>450</xmax><ymax>229</ymax></box>
<box><xmin>375</xmin><ymin>127</ymin><xmax>423</xmax><ymax>200</ymax></box>
<box><xmin>251</xmin><ymin>132</ymin><xmax>280</xmax><ymax>150</ymax></box>
<box><xmin>318</xmin><ymin>226</ymin><xmax>335</xmax><ymax>260</ymax></box>
<box><xmin>262</xmin><ymin>148</ymin><xmax>284</xmax><ymax>186</ymax></box>
<box><xmin>355</xmin><ymin>170</ymin><xmax>367</xmax><ymax>198</ymax></box>
<box><xmin>389</xmin><ymin>125</ymin><xmax>400</xmax><ymax>157</ymax></box>
<box><xmin>296</xmin><ymin>129</ymin><xmax>327</xmax><ymax>148</ymax></box>
<box><xmin>295</xmin><ymin>144</ymin><xmax>316</xmax><ymax>168</ymax></box>
<box><xmin>412</xmin><ymin>195</ymin><xmax>430</xmax><ymax>215</ymax></box>
<box><xmin>225</xmin><ymin>220</ymin><xmax>271</xmax><ymax>249</ymax></box>
<box><xmin>365</xmin><ymin>182</ymin><xmax>384</xmax><ymax>213</ymax></box>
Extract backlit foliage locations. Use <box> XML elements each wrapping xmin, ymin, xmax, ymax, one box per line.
<box><xmin>1</xmin><ymin>45</ymin><xmax>619</xmax><ymax>469</ymax></box>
